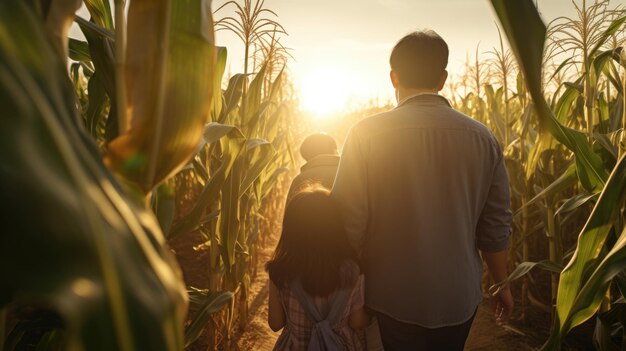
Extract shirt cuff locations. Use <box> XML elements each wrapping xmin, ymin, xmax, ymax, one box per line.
<box><xmin>476</xmin><ymin>229</ymin><xmax>510</xmax><ymax>252</ymax></box>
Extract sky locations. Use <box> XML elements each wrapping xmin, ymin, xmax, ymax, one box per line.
<box><xmin>211</xmin><ymin>0</ymin><xmax>582</xmax><ymax>113</ymax></box>
<box><xmin>71</xmin><ymin>0</ymin><xmax>590</xmax><ymax>114</ymax></box>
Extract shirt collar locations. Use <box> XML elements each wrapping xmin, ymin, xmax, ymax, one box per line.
<box><xmin>300</xmin><ymin>154</ymin><xmax>340</xmax><ymax>172</ymax></box>
<box><xmin>397</xmin><ymin>92</ymin><xmax>451</xmax><ymax>108</ymax></box>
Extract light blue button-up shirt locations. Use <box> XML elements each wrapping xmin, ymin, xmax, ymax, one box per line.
<box><xmin>332</xmin><ymin>94</ymin><xmax>512</xmax><ymax>327</ymax></box>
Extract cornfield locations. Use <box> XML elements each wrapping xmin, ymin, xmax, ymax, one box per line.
<box><xmin>1</xmin><ymin>0</ymin><xmax>626</xmax><ymax>350</ymax></box>
<box><xmin>477</xmin><ymin>1</ymin><xmax>626</xmax><ymax>349</ymax></box>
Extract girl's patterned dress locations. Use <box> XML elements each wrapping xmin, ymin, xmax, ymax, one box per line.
<box><xmin>273</xmin><ymin>261</ymin><xmax>365</xmax><ymax>351</ymax></box>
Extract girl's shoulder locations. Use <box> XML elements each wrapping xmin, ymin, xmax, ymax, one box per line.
<box><xmin>339</xmin><ymin>259</ymin><xmax>361</xmax><ymax>287</ymax></box>
<box><xmin>341</xmin><ymin>259</ymin><xmax>360</xmax><ymax>273</ymax></box>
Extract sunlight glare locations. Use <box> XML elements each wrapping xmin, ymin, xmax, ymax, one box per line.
<box><xmin>300</xmin><ymin>68</ymin><xmax>351</xmax><ymax>118</ymax></box>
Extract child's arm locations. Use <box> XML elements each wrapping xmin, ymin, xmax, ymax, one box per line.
<box><xmin>349</xmin><ymin>306</ymin><xmax>370</xmax><ymax>330</ymax></box>
<box><xmin>268</xmin><ymin>280</ymin><xmax>286</xmax><ymax>332</ymax></box>
<box><xmin>348</xmin><ymin>274</ymin><xmax>370</xmax><ymax>330</ymax></box>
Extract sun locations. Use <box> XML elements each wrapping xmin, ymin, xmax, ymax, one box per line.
<box><xmin>299</xmin><ymin>68</ymin><xmax>351</xmax><ymax>118</ymax></box>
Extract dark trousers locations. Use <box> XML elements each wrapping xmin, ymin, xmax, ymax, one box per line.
<box><xmin>376</xmin><ymin>310</ymin><xmax>476</xmax><ymax>351</ymax></box>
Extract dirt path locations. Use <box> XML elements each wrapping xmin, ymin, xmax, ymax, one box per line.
<box><xmin>234</xmin><ymin>234</ymin><xmax>533</xmax><ymax>351</ymax></box>
<box><xmin>465</xmin><ymin>303</ymin><xmax>532</xmax><ymax>350</ymax></box>
<box><xmin>232</xmin><ymin>271</ymin><xmax>279</xmax><ymax>350</ymax></box>
<box><xmin>232</xmin><ymin>234</ymin><xmax>280</xmax><ymax>351</ymax></box>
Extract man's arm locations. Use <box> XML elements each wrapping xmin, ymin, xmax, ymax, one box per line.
<box><xmin>482</xmin><ymin>250</ymin><xmax>514</xmax><ymax>323</ymax></box>
<box><xmin>331</xmin><ymin>128</ymin><xmax>368</xmax><ymax>255</ymax></box>
<box><xmin>477</xmin><ymin>142</ymin><xmax>514</xmax><ymax>322</ymax></box>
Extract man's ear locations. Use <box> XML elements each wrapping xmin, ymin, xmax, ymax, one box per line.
<box><xmin>390</xmin><ymin>70</ymin><xmax>399</xmax><ymax>89</ymax></box>
<box><xmin>437</xmin><ymin>70</ymin><xmax>448</xmax><ymax>91</ymax></box>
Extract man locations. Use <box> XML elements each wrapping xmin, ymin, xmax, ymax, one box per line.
<box><xmin>332</xmin><ymin>30</ymin><xmax>513</xmax><ymax>350</ymax></box>
<box><xmin>287</xmin><ymin>133</ymin><xmax>340</xmax><ymax>201</ymax></box>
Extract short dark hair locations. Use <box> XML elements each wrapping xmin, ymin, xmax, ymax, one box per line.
<box><xmin>390</xmin><ymin>30</ymin><xmax>449</xmax><ymax>89</ymax></box>
<box><xmin>300</xmin><ymin>133</ymin><xmax>337</xmax><ymax>161</ymax></box>
<box><xmin>266</xmin><ymin>186</ymin><xmax>358</xmax><ymax>297</ymax></box>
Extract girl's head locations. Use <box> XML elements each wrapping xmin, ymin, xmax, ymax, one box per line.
<box><xmin>266</xmin><ymin>186</ymin><xmax>357</xmax><ymax>297</ymax></box>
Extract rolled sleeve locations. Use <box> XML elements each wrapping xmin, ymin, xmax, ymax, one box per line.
<box><xmin>476</xmin><ymin>147</ymin><xmax>512</xmax><ymax>252</ymax></box>
<box><xmin>331</xmin><ymin>128</ymin><xmax>368</xmax><ymax>254</ymax></box>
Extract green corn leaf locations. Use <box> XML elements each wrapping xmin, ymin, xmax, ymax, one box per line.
<box><xmin>592</xmin><ymin>48</ymin><xmax>623</xmax><ymax>80</ymax></box>
<box><xmin>204</xmin><ymin>122</ymin><xmax>244</xmax><ymax>144</ymax></box>
<box><xmin>588</xmin><ymin>15</ymin><xmax>626</xmax><ymax>58</ymax></box>
<box><xmin>544</xmin><ymin>154</ymin><xmax>626</xmax><ymax>348</ymax></box>
<box><xmin>74</xmin><ymin>17</ymin><xmax>114</xmax><ymax>94</ymax></box>
<box><xmin>83</xmin><ymin>0</ymin><xmax>114</xmax><ymax>29</ymax></box>
<box><xmin>555</xmin><ymin>192</ymin><xmax>599</xmax><ymax>217</ymax></box>
<box><xmin>547</xmin><ymin>58</ymin><xmax>573</xmax><ymax>86</ymax></box>
<box><xmin>245</xmin><ymin>100</ymin><xmax>271</xmax><ymax>137</ymax></box>
<box><xmin>168</xmin><ymin>162</ymin><xmax>227</xmax><ymax>241</ymax></box>
<box><xmin>615</xmin><ymin>272</ymin><xmax>626</xmax><ymax>299</ymax></box>
<box><xmin>219</xmin><ymin>138</ymin><xmax>274</xmax><ymax>270</ymax></box>
<box><xmin>218</xmin><ymin>157</ymin><xmax>243</xmax><ymax>270</ymax></box>
<box><xmin>606</xmin><ymin>66</ymin><xmax>624</xmax><ymax>97</ymax></box>
<box><xmin>0</xmin><ymin>2</ymin><xmax>187</xmax><ymax>350</ymax></box>
<box><xmin>554</xmin><ymin>82</ymin><xmax>581</xmax><ymax>124</ymax></box>
<box><xmin>185</xmin><ymin>289</ymin><xmax>233</xmax><ymax>347</ymax></box>
<box><xmin>75</xmin><ymin>16</ymin><xmax>115</xmax><ymax>41</ymax></box>
<box><xmin>76</xmin><ymin>14</ymin><xmax>117</xmax><ymax>141</ymax></box>
<box><xmin>68</xmin><ymin>38</ymin><xmax>91</xmax><ymax>62</ymax></box>
<box><xmin>105</xmin><ymin>0</ymin><xmax>216</xmax><ymax>194</ymax></box>
<box><xmin>265</xmin><ymin>103</ymin><xmax>286</xmax><ymax>142</ymax></box>
<box><xmin>85</xmin><ymin>72</ymin><xmax>108</xmax><ymax>138</ymax></box>
<box><xmin>268</xmin><ymin>67</ymin><xmax>285</xmax><ymax>102</ymax></box>
<box><xmin>485</xmin><ymin>84</ymin><xmax>506</xmax><ymax>143</ymax></box>
<box><xmin>153</xmin><ymin>183</ymin><xmax>176</xmax><ymax>235</ymax></box>
<box><xmin>239</xmin><ymin>139</ymin><xmax>276</xmax><ymax>195</ymax></box>
<box><xmin>489</xmin><ymin>260</ymin><xmax>563</xmax><ymax>295</ymax></box>
<box><xmin>488</xmin><ymin>4</ymin><xmax>626</xmax><ymax>347</ymax></box>
<box><xmin>594</xmin><ymin>132</ymin><xmax>619</xmax><ymax>161</ymax></box>
<box><xmin>260</xmin><ymin>166</ymin><xmax>289</xmax><ymax>199</ymax></box>
<box><xmin>211</xmin><ymin>47</ymin><xmax>228</xmax><ymax>121</ymax></box>
<box><xmin>243</xmin><ymin>63</ymin><xmax>267</xmax><ymax>122</ymax></box>
<box><xmin>190</xmin><ymin>157</ymin><xmax>210</xmax><ymax>184</ymax></box>
<box><xmin>597</xmin><ymin>93</ymin><xmax>610</xmax><ymax>133</ymax></box>
<box><xmin>219</xmin><ymin>73</ymin><xmax>246</xmax><ymax>124</ymax></box>
<box><xmin>517</xmin><ymin>163</ymin><xmax>577</xmax><ymax>214</ymax></box>
<box><xmin>490</xmin><ymin>0</ymin><xmax>609</xmax><ymax>193</ymax></box>
<box><xmin>168</xmin><ymin>126</ymin><xmax>245</xmax><ymax>240</ymax></box>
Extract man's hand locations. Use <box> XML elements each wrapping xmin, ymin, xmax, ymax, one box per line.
<box><xmin>491</xmin><ymin>286</ymin><xmax>514</xmax><ymax>324</ymax></box>
<box><xmin>481</xmin><ymin>249</ymin><xmax>514</xmax><ymax>323</ymax></box>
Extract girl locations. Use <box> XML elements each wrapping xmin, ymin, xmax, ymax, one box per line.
<box><xmin>266</xmin><ymin>187</ymin><xmax>369</xmax><ymax>350</ymax></box>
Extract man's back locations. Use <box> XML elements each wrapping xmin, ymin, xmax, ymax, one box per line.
<box><xmin>332</xmin><ymin>94</ymin><xmax>512</xmax><ymax>327</ymax></box>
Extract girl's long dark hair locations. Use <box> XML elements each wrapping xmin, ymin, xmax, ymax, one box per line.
<box><xmin>266</xmin><ymin>186</ymin><xmax>358</xmax><ymax>297</ymax></box>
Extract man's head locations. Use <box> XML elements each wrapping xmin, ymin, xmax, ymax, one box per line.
<box><xmin>389</xmin><ymin>30</ymin><xmax>449</xmax><ymax>96</ymax></box>
<box><xmin>300</xmin><ymin>133</ymin><xmax>338</xmax><ymax>162</ymax></box>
